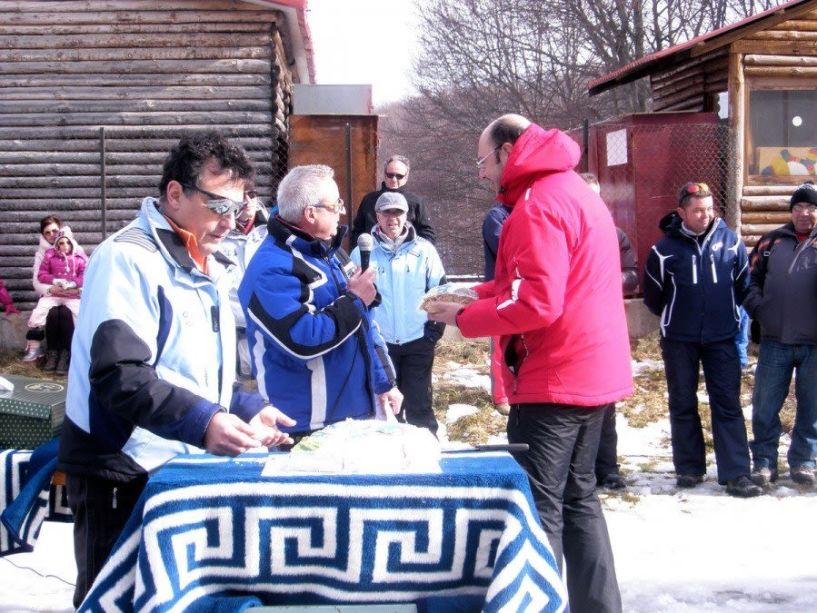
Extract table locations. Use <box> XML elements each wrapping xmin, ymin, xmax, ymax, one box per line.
<box><xmin>80</xmin><ymin>451</ymin><xmax>566</xmax><ymax>612</ymax></box>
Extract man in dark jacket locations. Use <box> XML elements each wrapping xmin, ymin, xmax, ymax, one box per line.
<box><xmin>643</xmin><ymin>181</ymin><xmax>760</xmax><ymax>497</ymax></box>
<box><xmin>582</xmin><ymin>173</ymin><xmax>636</xmax><ymax>490</ymax></box>
<box><xmin>350</xmin><ymin>155</ymin><xmax>435</xmax><ymax>247</ymax></box>
<box><xmin>744</xmin><ymin>182</ymin><xmax>817</xmax><ymax>487</ymax></box>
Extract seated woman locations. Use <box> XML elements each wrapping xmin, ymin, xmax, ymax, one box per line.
<box><xmin>28</xmin><ymin>231</ymin><xmax>87</xmax><ymax>374</ymax></box>
<box><xmin>23</xmin><ymin>215</ymin><xmax>86</xmax><ymax>373</ymax></box>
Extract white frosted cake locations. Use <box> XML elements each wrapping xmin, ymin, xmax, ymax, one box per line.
<box><xmin>280</xmin><ymin>419</ymin><xmax>441</xmax><ymax>474</ymax></box>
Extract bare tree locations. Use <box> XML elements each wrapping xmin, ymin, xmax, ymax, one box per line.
<box><xmin>383</xmin><ymin>0</ymin><xmax>788</xmax><ymax>274</ymax></box>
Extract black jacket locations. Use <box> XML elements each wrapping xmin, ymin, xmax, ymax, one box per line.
<box><xmin>350</xmin><ymin>183</ymin><xmax>435</xmax><ymax>247</ymax></box>
<box><xmin>643</xmin><ymin>217</ymin><xmax>749</xmax><ymax>343</ymax></box>
<box><xmin>744</xmin><ymin>222</ymin><xmax>817</xmax><ymax>345</ymax></box>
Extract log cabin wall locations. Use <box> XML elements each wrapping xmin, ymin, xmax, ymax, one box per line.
<box><xmin>649</xmin><ymin>49</ymin><xmax>729</xmax><ymax>112</ymax></box>
<box><xmin>0</xmin><ymin>0</ymin><xmax>295</xmax><ymax>309</ymax></box>
<box><xmin>730</xmin><ymin>8</ymin><xmax>817</xmax><ymax>246</ymax></box>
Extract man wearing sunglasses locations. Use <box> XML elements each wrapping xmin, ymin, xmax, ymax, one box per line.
<box><xmin>643</xmin><ymin>182</ymin><xmax>760</xmax><ymax>499</ymax></box>
<box><xmin>350</xmin><ymin>154</ymin><xmax>435</xmax><ymax>247</ymax></box>
<box><xmin>58</xmin><ymin>131</ymin><xmax>295</xmax><ymax>607</ymax></box>
<box><xmin>239</xmin><ymin>164</ymin><xmax>402</xmax><ymax>438</ymax></box>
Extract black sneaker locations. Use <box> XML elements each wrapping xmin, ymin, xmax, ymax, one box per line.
<box><xmin>676</xmin><ymin>474</ymin><xmax>704</xmax><ymax>488</ymax></box>
<box><xmin>726</xmin><ymin>475</ymin><xmax>763</xmax><ymax>498</ymax></box>
<box><xmin>600</xmin><ymin>473</ymin><xmax>626</xmax><ymax>490</ymax></box>
<box><xmin>790</xmin><ymin>466</ymin><xmax>816</xmax><ymax>486</ymax></box>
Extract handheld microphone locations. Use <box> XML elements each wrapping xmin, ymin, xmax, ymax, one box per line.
<box><xmin>357</xmin><ymin>233</ymin><xmax>373</xmax><ymax>271</ymax></box>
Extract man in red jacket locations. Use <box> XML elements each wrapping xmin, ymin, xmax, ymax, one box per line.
<box><xmin>428</xmin><ymin>114</ymin><xmax>632</xmax><ymax>613</ymax></box>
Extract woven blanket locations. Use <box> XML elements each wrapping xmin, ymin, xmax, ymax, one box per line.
<box><xmin>0</xmin><ymin>439</ymin><xmax>71</xmax><ymax>557</ymax></box>
<box><xmin>80</xmin><ymin>452</ymin><xmax>566</xmax><ymax>612</ymax></box>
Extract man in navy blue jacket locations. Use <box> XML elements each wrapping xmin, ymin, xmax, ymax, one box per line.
<box><xmin>644</xmin><ymin>182</ymin><xmax>761</xmax><ymax>497</ymax></box>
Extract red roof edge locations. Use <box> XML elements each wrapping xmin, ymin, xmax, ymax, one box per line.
<box><xmin>588</xmin><ymin>0</ymin><xmax>813</xmax><ymax>96</ymax></box>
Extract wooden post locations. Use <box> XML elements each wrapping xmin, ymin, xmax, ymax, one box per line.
<box><xmin>100</xmin><ymin>127</ymin><xmax>107</xmax><ymax>240</ymax></box>
<box><xmin>728</xmin><ymin>52</ymin><xmax>745</xmax><ymax>235</ymax></box>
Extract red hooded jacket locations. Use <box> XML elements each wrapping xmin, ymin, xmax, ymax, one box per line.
<box><xmin>457</xmin><ymin>124</ymin><xmax>633</xmax><ymax>406</ymax></box>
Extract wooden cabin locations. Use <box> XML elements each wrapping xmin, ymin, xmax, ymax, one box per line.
<box><xmin>0</xmin><ymin>0</ymin><xmax>314</xmax><ymax>309</ymax></box>
<box><xmin>589</xmin><ymin>0</ymin><xmax>817</xmax><ymax>248</ymax></box>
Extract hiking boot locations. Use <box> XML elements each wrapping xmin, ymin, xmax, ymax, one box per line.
<box><xmin>726</xmin><ymin>475</ymin><xmax>763</xmax><ymax>498</ymax></box>
<box><xmin>750</xmin><ymin>466</ymin><xmax>777</xmax><ymax>487</ymax></box>
<box><xmin>22</xmin><ymin>341</ymin><xmax>44</xmax><ymax>362</ymax></box>
<box><xmin>676</xmin><ymin>474</ymin><xmax>704</xmax><ymax>488</ymax></box>
<box><xmin>790</xmin><ymin>466</ymin><xmax>816</xmax><ymax>486</ymax></box>
<box><xmin>43</xmin><ymin>350</ymin><xmax>59</xmax><ymax>372</ymax></box>
<box><xmin>600</xmin><ymin>473</ymin><xmax>626</xmax><ymax>490</ymax></box>
<box><xmin>55</xmin><ymin>350</ymin><xmax>70</xmax><ymax>375</ymax></box>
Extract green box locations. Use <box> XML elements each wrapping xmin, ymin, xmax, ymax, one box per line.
<box><xmin>0</xmin><ymin>374</ymin><xmax>66</xmax><ymax>450</ymax></box>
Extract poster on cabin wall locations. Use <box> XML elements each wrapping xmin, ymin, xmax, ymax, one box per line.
<box><xmin>607</xmin><ymin>129</ymin><xmax>628</xmax><ymax>166</ymax></box>
<box><xmin>757</xmin><ymin>147</ymin><xmax>817</xmax><ymax>176</ymax></box>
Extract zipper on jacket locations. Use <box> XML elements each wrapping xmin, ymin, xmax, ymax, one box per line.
<box><xmin>692</xmin><ymin>255</ymin><xmax>698</xmax><ymax>284</ymax></box>
<box><xmin>710</xmin><ymin>254</ymin><xmax>718</xmax><ymax>284</ymax></box>
<box><xmin>112</xmin><ymin>487</ymin><xmax>118</xmax><ymax>510</ymax></box>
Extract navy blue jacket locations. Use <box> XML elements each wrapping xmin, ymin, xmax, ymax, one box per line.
<box><xmin>482</xmin><ymin>203</ymin><xmax>511</xmax><ymax>280</ymax></box>
<box><xmin>643</xmin><ymin>217</ymin><xmax>749</xmax><ymax>343</ymax></box>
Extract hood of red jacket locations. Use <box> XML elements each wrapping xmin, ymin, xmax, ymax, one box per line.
<box><xmin>498</xmin><ymin>124</ymin><xmax>581</xmax><ymax>206</ymax></box>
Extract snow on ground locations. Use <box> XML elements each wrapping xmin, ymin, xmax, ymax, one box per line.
<box><xmin>2</xmin><ymin>359</ymin><xmax>816</xmax><ymax>612</ymax></box>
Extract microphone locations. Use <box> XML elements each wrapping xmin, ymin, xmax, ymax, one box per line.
<box><xmin>357</xmin><ymin>233</ymin><xmax>373</xmax><ymax>271</ymax></box>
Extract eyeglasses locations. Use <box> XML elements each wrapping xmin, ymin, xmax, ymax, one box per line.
<box><xmin>180</xmin><ymin>182</ymin><xmax>245</xmax><ymax>217</ymax></box>
<box><xmin>312</xmin><ymin>198</ymin><xmax>345</xmax><ymax>214</ymax></box>
<box><xmin>476</xmin><ymin>146</ymin><xmax>501</xmax><ymax>169</ymax></box>
<box><xmin>792</xmin><ymin>203</ymin><xmax>817</xmax><ymax>214</ymax></box>
<box><xmin>377</xmin><ymin>208</ymin><xmax>406</xmax><ymax>218</ymax></box>
<box><xmin>385</xmin><ymin>172</ymin><xmax>406</xmax><ymax>180</ymax></box>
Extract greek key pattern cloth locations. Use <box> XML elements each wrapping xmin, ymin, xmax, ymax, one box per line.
<box><xmin>1</xmin><ymin>444</ymin><xmax>71</xmax><ymax>557</ymax></box>
<box><xmin>80</xmin><ymin>452</ymin><xmax>566</xmax><ymax>612</ymax></box>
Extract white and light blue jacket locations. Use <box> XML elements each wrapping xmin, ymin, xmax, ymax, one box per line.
<box><xmin>58</xmin><ymin>197</ymin><xmax>266</xmax><ymax>481</ymax></box>
<box><xmin>351</xmin><ymin>223</ymin><xmax>446</xmax><ymax>345</ymax></box>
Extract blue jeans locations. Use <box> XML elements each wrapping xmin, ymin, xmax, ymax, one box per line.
<box><xmin>751</xmin><ymin>341</ymin><xmax>817</xmax><ymax>470</ymax></box>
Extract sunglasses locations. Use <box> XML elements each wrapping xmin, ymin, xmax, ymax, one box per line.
<box><xmin>312</xmin><ymin>198</ymin><xmax>346</xmax><ymax>214</ymax></box>
<box><xmin>181</xmin><ymin>182</ymin><xmax>245</xmax><ymax>217</ymax></box>
<box><xmin>385</xmin><ymin>172</ymin><xmax>406</xmax><ymax>180</ymax></box>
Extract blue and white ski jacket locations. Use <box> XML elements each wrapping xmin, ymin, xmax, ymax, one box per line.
<box><xmin>643</xmin><ymin>217</ymin><xmax>749</xmax><ymax>343</ymax></box>
<box><xmin>239</xmin><ymin>217</ymin><xmax>396</xmax><ymax>434</ymax></box>
<box><xmin>58</xmin><ymin>197</ymin><xmax>266</xmax><ymax>482</ymax></box>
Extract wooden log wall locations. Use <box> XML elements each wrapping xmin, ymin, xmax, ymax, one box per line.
<box><xmin>732</xmin><ymin>8</ymin><xmax>817</xmax><ymax>246</ymax></box>
<box><xmin>649</xmin><ymin>49</ymin><xmax>729</xmax><ymax>112</ymax></box>
<box><xmin>0</xmin><ymin>0</ymin><xmax>295</xmax><ymax>310</ymax></box>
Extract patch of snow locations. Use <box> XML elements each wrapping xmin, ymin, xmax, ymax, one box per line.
<box><xmin>446</xmin><ymin>403</ymin><xmax>479</xmax><ymax>423</ymax></box>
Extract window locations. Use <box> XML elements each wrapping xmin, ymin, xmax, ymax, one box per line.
<box><xmin>747</xmin><ymin>86</ymin><xmax>817</xmax><ymax>181</ymax></box>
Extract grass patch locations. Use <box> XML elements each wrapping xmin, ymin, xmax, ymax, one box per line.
<box><xmin>0</xmin><ymin>350</ymin><xmax>66</xmax><ymax>381</ymax></box>
<box><xmin>432</xmin><ymin>380</ymin><xmax>505</xmax><ymax>445</ymax></box>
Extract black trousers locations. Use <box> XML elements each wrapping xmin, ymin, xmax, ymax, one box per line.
<box><xmin>387</xmin><ymin>337</ymin><xmax>438</xmax><ymax>435</ymax></box>
<box><xmin>66</xmin><ymin>473</ymin><xmax>148</xmax><ymax>608</ymax></box>
<box><xmin>508</xmin><ymin>403</ymin><xmax>622</xmax><ymax>613</ymax></box>
<box><xmin>661</xmin><ymin>337</ymin><xmax>751</xmax><ymax>483</ymax></box>
<box><xmin>595</xmin><ymin>403</ymin><xmax>620</xmax><ymax>480</ymax></box>
<box><xmin>45</xmin><ymin>304</ymin><xmax>74</xmax><ymax>351</ymax></box>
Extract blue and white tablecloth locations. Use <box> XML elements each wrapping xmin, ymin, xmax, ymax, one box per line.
<box><xmin>81</xmin><ymin>451</ymin><xmax>566</xmax><ymax>612</ymax></box>
<box><xmin>1</xmin><ymin>440</ymin><xmax>72</xmax><ymax>557</ymax></box>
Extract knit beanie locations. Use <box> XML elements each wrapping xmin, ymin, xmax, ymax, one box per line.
<box><xmin>790</xmin><ymin>182</ymin><xmax>817</xmax><ymax>209</ymax></box>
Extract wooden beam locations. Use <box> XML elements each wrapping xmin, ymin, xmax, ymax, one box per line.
<box><xmin>729</xmin><ymin>52</ymin><xmax>745</xmax><ymax>231</ymax></box>
<box><xmin>2</xmin><ymin>11</ymin><xmax>276</xmax><ymax>25</ymax></box>
<box><xmin>0</xmin><ymin>111</ymin><xmax>273</xmax><ymax>127</ymax></box>
<box><xmin>744</xmin><ymin>65</ymin><xmax>817</xmax><ymax>77</ymax></box>
<box><xmin>0</xmin><ymin>22</ymin><xmax>272</xmax><ymax>35</ymax></box>
<box><xmin>740</xmin><ymin>196</ymin><xmax>791</xmax><ymax>210</ymax></box>
<box><xmin>0</xmin><ymin>86</ymin><xmax>272</xmax><ymax>101</ymax></box>
<box><xmin>2</xmin><ymin>1</ymin><xmax>273</xmax><ymax>12</ymax></box>
<box><xmin>744</xmin><ymin>53</ymin><xmax>817</xmax><ymax>65</ymax></box>
<box><xmin>0</xmin><ymin>73</ymin><xmax>273</xmax><ymax>87</ymax></box>
<box><xmin>0</xmin><ymin>99</ymin><xmax>272</xmax><ymax>114</ymax></box>
<box><xmin>769</xmin><ymin>19</ymin><xmax>817</xmax><ymax>32</ymax></box>
<box><xmin>0</xmin><ymin>124</ymin><xmax>275</xmax><ymax>139</ymax></box>
<box><xmin>3</xmin><ymin>46</ymin><xmax>272</xmax><ymax>63</ymax></box>
<box><xmin>0</xmin><ymin>32</ymin><xmax>272</xmax><ymax>49</ymax></box>
<box><xmin>0</xmin><ymin>58</ymin><xmax>271</xmax><ymax>75</ymax></box>
<box><xmin>740</xmin><ymin>211</ymin><xmax>791</xmax><ymax>223</ymax></box>
<box><xmin>751</xmin><ymin>30</ymin><xmax>817</xmax><ymax>40</ymax></box>
<box><xmin>742</xmin><ymin>185</ymin><xmax>797</xmax><ymax>196</ymax></box>
<box><xmin>731</xmin><ymin>40</ymin><xmax>817</xmax><ymax>55</ymax></box>
<box><xmin>690</xmin><ymin>2</ymin><xmax>817</xmax><ymax>58</ymax></box>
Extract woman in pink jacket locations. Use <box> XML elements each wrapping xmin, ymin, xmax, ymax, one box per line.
<box><xmin>26</xmin><ymin>230</ymin><xmax>87</xmax><ymax>373</ymax></box>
